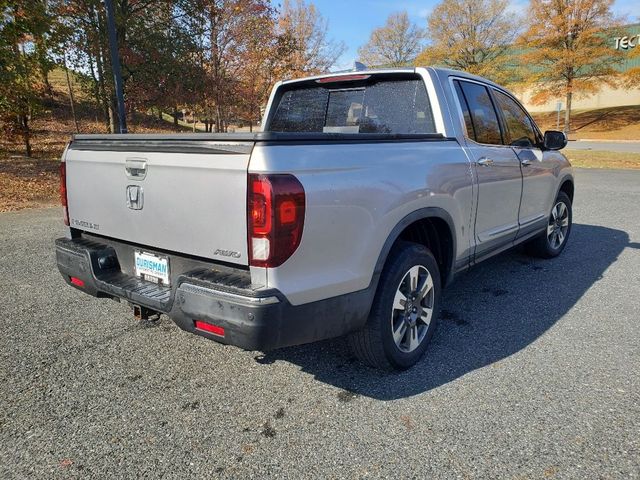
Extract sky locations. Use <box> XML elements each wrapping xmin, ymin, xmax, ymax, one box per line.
<box><xmin>291</xmin><ymin>0</ymin><xmax>640</xmax><ymax>70</ymax></box>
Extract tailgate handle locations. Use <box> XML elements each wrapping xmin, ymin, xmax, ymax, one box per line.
<box><xmin>125</xmin><ymin>158</ymin><xmax>147</xmax><ymax>180</ymax></box>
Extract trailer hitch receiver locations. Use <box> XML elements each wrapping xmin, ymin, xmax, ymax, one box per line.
<box><xmin>132</xmin><ymin>304</ymin><xmax>161</xmax><ymax>322</ymax></box>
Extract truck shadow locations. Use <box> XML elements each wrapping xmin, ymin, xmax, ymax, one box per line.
<box><xmin>258</xmin><ymin>224</ymin><xmax>630</xmax><ymax>400</ymax></box>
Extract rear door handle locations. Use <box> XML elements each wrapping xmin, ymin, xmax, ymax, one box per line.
<box><xmin>521</xmin><ymin>159</ymin><xmax>533</xmax><ymax>167</ymax></box>
<box><xmin>477</xmin><ymin>157</ymin><xmax>494</xmax><ymax>167</ymax></box>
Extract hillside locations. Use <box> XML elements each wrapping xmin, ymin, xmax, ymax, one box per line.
<box><xmin>1</xmin><ymin>68</ymin><xmax>191</xmax><ymax>160</ymax></box>
<box><xmin>532</xmin><ymin>105</ymin><xmax>640</xmax><ymax>140</ymax></box>
<box><xmin>0</xmin><ymin>68</ymin><xmax>189</xmax><ymax>212</ymax></box>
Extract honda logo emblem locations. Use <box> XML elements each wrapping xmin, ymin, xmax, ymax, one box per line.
<box><xmin>126</xmin><ymin>185</ymin><xmax>144</xmax><ymax>210</ymax></box>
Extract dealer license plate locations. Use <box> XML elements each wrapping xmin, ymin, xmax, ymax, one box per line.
<box><xmin>134</xmin><ymin>251</ymin><xmax>170</xmax><ymax>286</ymax></box>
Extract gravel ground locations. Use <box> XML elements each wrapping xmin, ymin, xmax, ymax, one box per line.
<box><xmin>1</xmin><ymin>168</ymin><xmax>639</xmax><ymax>479</ymax></box>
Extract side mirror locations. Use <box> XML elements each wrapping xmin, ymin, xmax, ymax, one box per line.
<box><xmin>543</xmin><ymin>130</ymin><xmax>567</xmax><ymax>150</ymax></box>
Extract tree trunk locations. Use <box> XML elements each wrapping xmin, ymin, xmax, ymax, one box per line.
<box><xmin>172</xmin><ymin>106</ymin><xmax>178</xmax><ymax>127</ymax></box>
<box><xmin>20</xmin><ymin>115</ymin><xmax>32</xmax><ymax>158</ymax></box>
<box><xmin>95</xmin><ymin>7</ymin><xmax>115</xmax><ymax>133</ymax></box>
<box><xmin>215</xmin><ymin>105</ymin><xmax>222</xmax><ymax>133</ymax></box>
<box><xmin>564</xmin><ymin>84</ymin><xmax>572</xmax><ymax>135</ymax></box>
<box><xmin>108</xmin><ymin>101</ymin><xmax>117</xmax><ymax>134</ymax></box>
<box><xmin>86</xmin><ymin>45</ymin><xmax>103</xmax><ymax>125</ymax></box>
<box><xmin>41</xmin><ymin>67</ymin><xmax>53</xmax><ymax>100</ymax></box>
<box><xmin>64</xmin><ymin>59</ymin><xmax>80</xmax><ymax>133</ymax></box>
<box><xmin>94</xmin><ymin>46</ymin><xmax>112</xmax><ymax>132</ymax></box>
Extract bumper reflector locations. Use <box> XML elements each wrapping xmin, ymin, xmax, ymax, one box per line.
<box><xmin>70</xmin><ymin>277</ymin><xmax>85</xmax><ymax>287</ymax></box>
<box><xmin>194</xmin><ymin>320</ymin><xmax>225</xmax><ymax>337</ymax></box>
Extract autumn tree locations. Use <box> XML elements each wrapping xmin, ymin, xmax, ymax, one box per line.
<box><xmin>416</xmin><ymin>0</ymin><xmax>520</xmax><ymax>83</ymax></box>
<box><xmin>622</xmin><ymin>36</ymin><xmax>640</xmax><ymax>87</ymax></box>
<box><xmin>173</xmin><ymin>0</ymin><xmax>280</xmax><ymax>132</ymax></box>
<box><xmin>118</xmin><ymin>0</ymin><xmax>203</xmax><ymax>121</ymax></box>
<box><xmin>56</xmin><ymin>0</ymin><xmax>121</xmax><ymax>132</ymax></box>
<box><xmin>278</xmin><ymin>0</ymin><xmax>345</xmax><ymax>77</ymax></box>
<box><xmin>0</xmin><ymin>0</ymin><xmax>52</xmax><ymax>156</ymax></box>
<box><xmin>519</xmin><ymin>0</ymin><xmax>625</xmax><ymax>133</ymax></box>
<box><xmin>236</xmin><ymin>29</ymin><xmax>296</xmax><ymax>130</ymax></box>
<box><xmin>357</xmin><ymin>12</ymin><xmax>423</xmax><ymax>67</ymax></box>
<box><xmin>1</xmin><ymin>0</ymin><xmax>348</xmax><ymax>145</ymax></box>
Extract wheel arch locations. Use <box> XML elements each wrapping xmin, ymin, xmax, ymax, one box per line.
<box><xmin>373</xmin><ymin>208</ymin><xmax>457</xmax><ymax>290</ymax></box>
<box><xmin>556</xmin><ymin>174</ymin><xmax>575</xmax><ymax>203</ymax></box>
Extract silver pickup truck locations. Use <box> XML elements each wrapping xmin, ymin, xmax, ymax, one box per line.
<box><xmin>56</xmin><ymin>67</ymin><xmax>573</xmax><ymax>370</ymax></box>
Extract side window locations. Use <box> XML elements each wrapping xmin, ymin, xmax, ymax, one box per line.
<box><xmin>457</xmin><ymin>80</ymin><xmax>503</xmax><ymax>145</ymax></box>
<box><xmin>453</xmin><ymin>81</ymin><xmax>475</xmax><ymax>140</ymax></box>
<box><xmin>494</xmin><ymin>90</ymin><xmax>538</xmax><ymax>148</ymax></box>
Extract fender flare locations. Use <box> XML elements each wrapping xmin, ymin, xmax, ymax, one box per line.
<box><xmin>555</xmin><ymin>173</ymin><xmax>575</xmax><ymax>202</ymax></box>
<box><xmin>371</xmin><ymin>207</ymin><xmax>458</xmax><ymax>288</ymax></box>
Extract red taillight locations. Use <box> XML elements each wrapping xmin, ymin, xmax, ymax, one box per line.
<box><xmin>194</xmin><ymin>320</ymin><xmax>225</xmax><ymax>337</ymax></box>
<box><xmin>248</xmin><ymin>174</ymin><xmax>305</xmax><ymax>268</ymax></box>
<box><xmin>70</xmin><ymin>276</ymin><xmax>84</xmax><ymax>287</ymax></box>
<box><xmin>60</xmin><ymin>161</ymin><xmax>69</xmax><ymax>226</ymax></box>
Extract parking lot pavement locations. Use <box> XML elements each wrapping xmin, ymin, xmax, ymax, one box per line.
<box><xmin>1</xmin><ymin>168</ymin><xmax>639</xmax><ymax>479</ymax></box>
<box><xmin>569</xmin><ymin>140</ymin><xmax>640</xmax><ymax>153</ymax></box>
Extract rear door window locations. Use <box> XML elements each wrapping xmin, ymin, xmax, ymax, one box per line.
<box><xmin>453</xmin><ymin>81</ymin><xmax>475</xmax><ymax>140</ymax></box>
<box><xmin>268</xmin><ymin>77</ymin><xmax>436</xmax><ymax>134</ymax></box>
<box><xmin>455</xmin><ymin>80</ymin><xmax>503</xmax><ymax>145</ymax></box>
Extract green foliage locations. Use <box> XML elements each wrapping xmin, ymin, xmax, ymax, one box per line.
<box><xmin>0</xmin><ymin>0</ymin><xmax>53</xmax><ymax>155</ymax></box>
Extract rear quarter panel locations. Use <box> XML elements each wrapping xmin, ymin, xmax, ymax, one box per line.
<box><xmin>249</xmin><ymin>140</ymin><xmax>474</xmax><ymax>305</ymax></box>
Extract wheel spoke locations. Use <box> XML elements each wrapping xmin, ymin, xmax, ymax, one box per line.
<box><xmin>393</xmin><ymin>321</ymin><xmax>408</xmax><ymax>346</ymax></box>
<box><xmin>558</xmin><ymin>202</ymin><xmax>566</xmax><ymax>218</ymax></box>
<box><xmin>547</xmin><ymin>222</ymin><xmax>554</xmax><ymax>236</ymax></box>
<box><xmin>393</xmin><ymin>289</ymin><xmax>407</xmax><ymax>311</ymax></box>
<box><xmin>408</xmin><ymin>266</ymin><xmax>421</xmax><ymax>291</ymax></box>
<box><xmin>557</xmin><ymin>229</ymin><xmax>565</xmax><ymax>245</ymax></box>
<box><xmin>408</xmin><ymin>326</ymin><xmax>420</xmax><ymax>351</ymax></box>
<box><xmin>561</xmin><ymin>217</ymin><xmax>569</xmax><ymax>227</ymax></box>
<box><xmin>551</xmin><ymin>205</ymin><xmax>558</xmax><ymax>220</ymax></box>
<box><xmin>418</xmin><ymin>273</ymin><xmax>433</xmax><ymax>300</ymax></box>
<box><xmin>420</xmin><ymin>307</ymin><xmax>433</xmax><ymax>326</ymax></box>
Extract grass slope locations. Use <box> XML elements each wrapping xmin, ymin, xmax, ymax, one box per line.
<box><xmin>532</xmin><ymin>105</ymin><xmax>640</xmax><ymax>140</ymax></box>
<box><xmin>563</xmin><ymin>149</ymin><xmax>640</xmax><ymax>170</ymax></box>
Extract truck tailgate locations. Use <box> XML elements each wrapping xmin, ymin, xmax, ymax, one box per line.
<box><xmin>65</xmin><ymin>139</ymin><xmax>253</xmax><ymax>265</ymax></box>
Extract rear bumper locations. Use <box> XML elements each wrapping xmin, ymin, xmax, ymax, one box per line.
<box><xmin>55</xmin><ymin>237</ymin><xmax>370</xmax><ymax>350</ymax></box>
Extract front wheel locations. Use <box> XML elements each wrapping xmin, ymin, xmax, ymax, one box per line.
<box><xmin>349</xmin><ymin>242</ymin><xmax>441</xmax><ymax>370</ymax></box>
<box><xmin>526</xmin><ymin>191</ymin><xmax>572</xmax><ymax>258</ymax></box>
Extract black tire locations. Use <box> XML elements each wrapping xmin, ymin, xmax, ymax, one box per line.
<box><xmin>349</xmin><ymin>241</ymin><xmax>441</xmax><ymax>370</ymax></box>
<box><xmin>526</xmin><ymin>191</ymin><xmax>572</xmax><ymax>258</ymax></box>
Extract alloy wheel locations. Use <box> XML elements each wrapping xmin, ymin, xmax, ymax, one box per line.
<box><xmin>390</xmin><ymin>265</ymin><xmax>435</xmax><ymax>353</ymax></box>
<box><xmin>547</xmin><ymin>201</ymin><xmax>569</xmax><ymax>249</ymax></box>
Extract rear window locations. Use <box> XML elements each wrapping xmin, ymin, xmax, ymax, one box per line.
<box><xmin>267</xmin><ymin>77</ymin><xmax>436</xmax><ymax>134</ymax></box>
